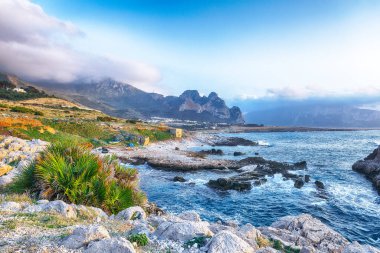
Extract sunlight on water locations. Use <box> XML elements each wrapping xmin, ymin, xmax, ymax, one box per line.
<box><xmin>134</xmin><ymin>130</ymin><xmax>380</xmax><ymax>247</ymax></box>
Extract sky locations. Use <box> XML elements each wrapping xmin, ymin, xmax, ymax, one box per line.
<box><xmin>1</xmin><ymin>0</ymin><xmax>380</xmax><ymax>104</ymax></box>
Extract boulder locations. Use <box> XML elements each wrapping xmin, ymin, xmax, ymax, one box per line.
<box><xmin>261</xmin><ymin>214</ymin><xmax>348</xmax><ymax>252</ymax></box>
<box><xmin>62</xmin><ymin>225</ymin><xmax>110</xmax><ymax>249</ymax></box>
<box><xmin>352</xmin><ymin>146</ymin><xmax>380</xmax><ymax>193</ymax></box>
<box><xmin>154</xmin><ymin>220</ymin><xmax>213</xmax><ymax>242</ymax></box>
<box><xmin>73</xmin><ymin>205</ymin><xmax>108</xmax><ymax>220</ymax></box>
<box><xmin>294</xmin><ymin>178</ymin><xmax>305</xmax><ymax>189</ymax></box>
<box><xmin>0</xmin><ymin>201</ymin><xmax>23</xmax><ymax>212</ymax></box>
<box><xmin>173</xmin><ymin>176</ymin><xmax>186</xmax><ymax>182</ymax></box>
<box><xmin>23</xmin><ymin>200</ymin><xmax>77</xmax><ymax>218</ymax></box>
<box><xmin>178</xmin><ymin>210</ymin><xmax>201</xmax><ymax>222</ymax></box>
<box><xmin>206</xmin><ymin>230</ymin><xmax>254</xmax><ymax>253</ymax></box>
<box><xmin>207</xmin><ymin>178</ymin><xmax>252</xmax><ymax>191</ymax></box>
<box><xmin>233</xmin><ymin>151</ymin><xmax>245</xmax><ymax>156</ymax></box>
<box><xmin>315</xmin><ymin>180</ymin><xmax>325</xmax><ymax>189</ymax></box>
<box><xmin>116</xmin><ymin>206</ymin><xmax>146</xmax><ymax>221</ymax></box>
<box><xmin>85</xmin><ymin>237</ymin><xmax>136</xmax><ymax>253</ymax></box>
<box><xmin>342</xmin><ymin>241</ymin><xmax>380</xmax><ymax>253</ymax></box>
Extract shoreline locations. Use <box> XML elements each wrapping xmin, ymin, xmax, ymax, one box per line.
<box><xmin>196</xmin><ymin>125</ymin><xmax>380</xmax><ymax>134</ymax></box>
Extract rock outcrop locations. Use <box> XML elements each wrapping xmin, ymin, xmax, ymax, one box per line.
<box><xmin>352</xmin><ymin>146</ymin><xmax>380</xmax><ymax>193</ymax></box>
<box><xmin>0</xmin><ymin>136</ymin><xmax>47</xmax><ymax>186</ymax></box>
<box><xmin>0</xmin><ymin>198</ymin><xmax>378</xmax><ymax>252</ymax></box>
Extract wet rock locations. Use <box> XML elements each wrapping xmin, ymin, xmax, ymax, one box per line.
<box><xmin>62</xmin><ymin>225</ymin><xmax>110</xmax><ymax>249</ymax></box>
<box><xmin>115</xmin><ymin>206</ymin><xmax>146</xmax><ymax>221</ymax></box>
<box><xmin>213</xmin><ymin>137</ymin><xmax>258</xmax><ymax>147</ymax></box>
<box><xmin>173</xmin><ymin>176</ymin><xmax>186</xmax><ymax>182</ymax></box>
<box><xmin>154</xmin><ymin>220</ymin><xmax>213</xmax><ymax>242</ymax></box>
<box><xmin>352</xmin><ymin>146</ymin><xmax>380</xmax><ymax>193</ymax></box>
<box><xmin>233</xmin><ymin>151</ymin><xmax>245</xmax><ymax>156</ymax></box>
<box><xmin>304</xmin><ymin>175</ymin><xmax>311</xmax><ymax>183</ymax></box>
<box><xmin>199</xmin><ymin>149</ymin><xmax>224</xmax><ymax>156</ymax></box>
<box><xmin>207</xmin><ymin>178</ymin><xmax>252</xmax><ymax>191</ymax></box>
<box><xmin>101</xmin><ymin>147</ymin><xmax>109</xmax><ymax>154</ymax></box>
<box><xmin>206</xmin><ymin>230</ymin><xmax>254</xmax><ymax>253</ymax></box>
<box><xmin>85</xmin><ymin>237</ymin><xmax>136</xmax><ymax>253</ymax></box>
<box><xmin>315</xmin><ymin>180</ymin><xmax>325</xmax><ymax>189</ymax></box>
<box><xmin>175</xmin><ymin>147</ymin><xmax>180</xmax><ymax>151</ymax></box>
<box><xmin>294</xmin><ymin>178</ymin><xmax>305</xmax><ymax>189</ymax></box>
<box><xmin>178</xmin><ymin>210</ymin><xmax>201</xmax><ymax>222</ymax></box>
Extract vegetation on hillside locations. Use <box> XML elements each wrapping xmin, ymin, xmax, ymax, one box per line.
<box><xmin>8</xmin><ymin>142</ymin><xmax>146</xmax><ymax>214</ymax></box>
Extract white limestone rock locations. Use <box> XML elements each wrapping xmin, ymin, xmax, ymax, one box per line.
<box><xmin>61</xmin><ymin>225</ymin><xmax>110</xmax><ymax>249</ymax></box>
<box><xmin>206</xmin><ymin>230</ymin><xmax>254</xmax><ymax>253</ymax></box>
<box><xmin>178</xmin><ymin>210</ymin><xmax>201</xmax><ymax>222</ymax></box>
<box><xmin>154</xmin><ymin>220</ymin><xmax>213</xmax><ymax>242</ymax></box>
<box><xmin>115</xmin><ymin>206</ymin><xmax>146</xmax><ymax>221</ymax></box>
<box><xmin>85</xmin><ymin>237</ymin><xmax>136</xmax><ymax>253</ymax></box>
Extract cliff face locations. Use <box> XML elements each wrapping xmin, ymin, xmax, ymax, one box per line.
<box><xmin>50</xmin><ymin>79</ymin><xmax>245</xmax><ymax>124</ymax></box>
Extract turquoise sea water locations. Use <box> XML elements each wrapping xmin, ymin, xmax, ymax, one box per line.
<box><xmin>134</xmin><ymin>130</ymin><xmax>380</xmax><ymax>247</ymax></box>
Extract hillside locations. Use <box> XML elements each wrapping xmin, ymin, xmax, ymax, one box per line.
<box><xmin>39</xmin><ymin>78</ymin><xmax>245</xmax><ymax>124</ymax></box>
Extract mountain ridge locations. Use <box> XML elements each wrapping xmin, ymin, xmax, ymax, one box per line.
<box><xmin>0</xmin><ymin>74</ymin><xmax>244</xmax><ymax>124</ymax></box>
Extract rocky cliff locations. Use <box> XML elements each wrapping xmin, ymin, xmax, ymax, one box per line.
<box><xmin>352</xmin><ymin>146</ymin><xmax>380</xmax><ymax>193</ymax></box>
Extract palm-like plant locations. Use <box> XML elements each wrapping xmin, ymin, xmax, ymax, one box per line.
<box><xmin>11</xmin><ymin>142</ymin><xmax>146</xmax><ymax>214</ymax></box>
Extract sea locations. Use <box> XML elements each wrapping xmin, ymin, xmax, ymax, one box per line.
<box><xmin>132</xmin><ymin>130</ymin><xmax>380</xmax><ymax>247</ymax></box>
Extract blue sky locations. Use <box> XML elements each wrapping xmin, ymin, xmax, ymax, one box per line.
<box><xmin>1</xmin><ymin>0</ymin><xmax>380</xmax><ymax>103</ymax></box>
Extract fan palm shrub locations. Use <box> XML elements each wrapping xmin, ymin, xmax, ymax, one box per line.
<box><xmin>10</xmin><ymin>142</ymin><xmax>146</xmax><ymax>214</ymax></box>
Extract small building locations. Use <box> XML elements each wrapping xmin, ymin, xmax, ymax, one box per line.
<box><xmin>13</xmin><ymin>88</ymin><xmax>26</xmax><ymax>93</ymax></box>
<box><xmin>170</xmin><ymin>128</ymin><xmax>183</xmax><ymax>138</ymax></box>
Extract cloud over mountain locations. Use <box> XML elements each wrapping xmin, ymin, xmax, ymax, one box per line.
<box><xmin>0</xmin><ymin>0</ymin><xmax>161</xmax><ymax>87</ymax></box>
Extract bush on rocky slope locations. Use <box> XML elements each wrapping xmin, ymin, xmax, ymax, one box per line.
<box><xmin>9</xmin><ymin>142</ymin><xmax>146</xmax><ymax>214</ymax></box>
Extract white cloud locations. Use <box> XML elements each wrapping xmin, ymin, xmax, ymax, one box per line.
<box><xmin>0</xmin><ymin>0</ymin><xmax>161</xmax><ymax>88</ymax></box>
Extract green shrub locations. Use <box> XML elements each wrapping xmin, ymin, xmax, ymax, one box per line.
<box><xmin>273</xmin><ymin>240</ymin><xmax>283</xmax><ymax>250</ymax></box>
<box><xmin>9</xmin><ymin>142</ymin><xmax>146</xmax><ymax>214</ymax></box>
<box><xmin>128</xmin><ymin>233</ymin><xmax>149</xmax><ymax>246</ymax></box>
<box><xmin>136</xmin><ymin>129</ymin><xmax>172</xmax><ymax>142</ymax></box>
<box><xmin>10</xmin><ymin>106</ymin><xmax>43</xmax><ymax>116</ymax></box>
<box><xmin>97</xmin><ymin>116</ymin><xmax>117</xmax><ymax>122</ymax></box>
<box><xmin>0</xmin><ymin>103</ymin><xmax>8</xmax><ymax>108</ymax></box>
<box><xmin>184</xmin><ymin>236</ymin><xmax>211</xmax><ymax>249</ymax></box>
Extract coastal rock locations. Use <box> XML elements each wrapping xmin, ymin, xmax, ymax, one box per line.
<box><xmin>0</xmin><ymin>201</ymin><xmax>23</xmax><ymax>212</ymax></box>
<box><xmin>62</xmin><ymin>225</ymin><xmax>110</xmax><ymax>249</ymax></box>
<box><xmin>238</xmin><ymin>223</ymin><xmax>261</xmax><ymax>242</ymax></box>
<box><xmin>260</xmin><ymin>214</ymin><xmax>348</xmax><ymax>252</ymax></box>
<box><xmin>85</xmin><ymin>237</ymin><xmax>136</xmax><ymax>253</ymax></box>
<box><xmin>352</xmin><ymin>146</ymin><xmax>380</xmax><ymax>193</ymax></box>
<box><xmin>315</xmin><ymin>180</ymin><xmax>325</xmax><ymax>189</ymax></box>
<box><xmin>294</xmin><ymin>178</ymin><xmax>305</xmax><ymax>189</ymax></box>
<box><xmin>178</xmin><ymin>210</ymin><xmax>201</xmax><ymax>222</ymax></box>
<box><xmin>116</xmin><ymin>206</ymin><xmax>146</xmax><ymax>221</ymax></box>
<box><xmin>213</xmin><ymin>137</ymin><xmax>258</xmax><ymax>147</ymax></box>
<box><xmin>233</xmin><ymin>151</ymin><xmax>245</xmax><ymax>156</ymax></box>
<box><xmin>173</xmin><ymin>176</ymin><xmax>186</xmax><ymax>182</ymax></box>
<box><xmin>73</xmin><ymin>205</ymin><xmax>108</xmax><ymax>220</ymax></box>
<box><xmin>207</xmin><ymin>178</ymin><xmax>252</xmax><ymax>191</ymax></box>
<box><xmin>154</xmin><ymin>220</ymin><xmax>213</xmax><ymax>242</ymax></box>
<box><xmin>206</xmin><ymin>230</ymin><xmax>254</xmax><ymax>253</ymax></box>
<box><xmin>199</xmin><ymin>149</ymin><xmax>224</xmax><ymax>156</ymax></box>
<box><xmin>342</xmin><ymin>241</ymin><xmax>380</xmax><ymax>253</ymax></box>
<box><xmin>0</xmin><ymin>136</ymin><xmax>47</xmax><ymax>186</ymax></box>
<box><xmin>23</xmin><ymin>200</ymin><xmax>77</xmax><ymax>218</ymax></box>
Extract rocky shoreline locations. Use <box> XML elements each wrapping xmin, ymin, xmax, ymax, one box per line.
<box><xmin>0</xmin><ymin>197</ymin><xmax>379</xmax><ymax>253</ymax></box>
<box><xmin>107</xmin><ymin>134</ymin><xmax>319</xmax><ymax>191</ymax></box>
<box><xmin>352</xmin><ymin>145</ymin><xmax>380</xmax><ymax>193</ymax></box>
<box><xmin>0</xmin><ymin>134</ymin><xmax>379</xmax><ymax>251</ymax></box>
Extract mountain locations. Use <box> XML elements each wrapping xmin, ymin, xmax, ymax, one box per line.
<box><xmin>245</xmin><ymin>104</ymin><xmax>380</xmax><ymax>127</ymax></box>
<box><xmin>3</xmin><ymin>75</ymin><xmax>244</xmax><ymax>124</ymax></box>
